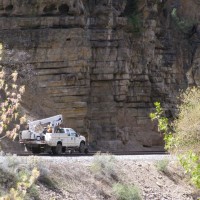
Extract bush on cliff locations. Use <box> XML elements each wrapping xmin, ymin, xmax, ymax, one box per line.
<box><xmin>123</xmin><ymin>0</ymin><xmax>143</xmax><ymax>34</ymax></box>
<box><xmin>171</xmin><ymin>8</ymin><xmax>197</xmax><ymax>34</ymax></box>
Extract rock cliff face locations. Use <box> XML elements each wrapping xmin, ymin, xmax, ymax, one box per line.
<box><xmin>0</xmin><ymin>0</ymin><xmax>199</xmax><ymax>151</ymax></box>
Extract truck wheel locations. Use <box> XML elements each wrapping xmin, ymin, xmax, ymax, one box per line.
<box><xmin>32</xmin><ymin>147</ymin><xmax>41</xmax><ymax>154</ymax></box>
<box><xmin>52</xmin><ymin>144</ymin><xmax>62</xmax><ymax>155</ymax></box>
<box><xmin>79</xmin><ymin>142</ymin><xmax>85</xmax><ymax>153</ymax></box>
<box><xmin>62</xmin><ymin>147</ymin><xmax>66</xmax><ymax>153</ymax></box>
<box><xmin>84</xmin><ymin>148</ymin><xmax>89</xmax><ymax>154</ymax></box>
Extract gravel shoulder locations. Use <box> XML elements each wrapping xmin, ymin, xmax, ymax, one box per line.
<box><xmin>0</xmin><ymin>154</ymin><xmax>199</xmax><ymax>200</ymax></box>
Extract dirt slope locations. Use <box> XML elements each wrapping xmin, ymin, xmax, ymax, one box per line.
<box><xmin>0</xmin><ymin>154</ymin><xmax>199</xmax><ymax>200</ymax></box>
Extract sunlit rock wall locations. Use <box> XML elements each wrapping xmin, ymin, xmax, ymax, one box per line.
<box><xmin>0</xmin><ymin>0</ymin><xmax>199</xmax><ymax>151</ymax></box>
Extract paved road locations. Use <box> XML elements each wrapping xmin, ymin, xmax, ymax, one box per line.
<box><xmin>42</xmin><ymin>154</ymin><xmax>175</xmax><ymax>162</ymax></box>
<box><xmin>0</xmin><ymin>154</ymin><xmax>176</xmax><ymax>165</ymax></box>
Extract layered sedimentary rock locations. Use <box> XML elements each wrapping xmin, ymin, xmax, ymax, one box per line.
<box><xmin>0</xmin><ymin>0</ymin><xmax>199</xmax><ymax>151</ymax></box>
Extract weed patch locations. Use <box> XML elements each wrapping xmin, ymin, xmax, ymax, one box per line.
<box><xmin>26</xmin><ymin>184</ymin><xmax>40</xmax><ymax>200</ymax></box>
<box><xmin>91</xmin><ymin>153</ymin><xmax>118</xmax><ymax>181</ymax></box>
<box><xmin>155</xmin><ymin>159</ymin><xmax>169</xmax><ymax>173</ymax></box>
<box><xmin>38</xmin><ymin>175</ymin><xmax>58</xmax><ymax>191</ymax></box>
<box><xmin>113</xmin><ymin>183</ymin><xmax>142</xmax><ymax>200</ymax></box>
<box><xmin>0</xmin><ymin>156</ymin><xmax>39</xmax><ymax>200</ymax></box>
<box><xmin>0</xmin><ymin>168</ymin><xmax>16</xmax><ymax>195</ymax></box>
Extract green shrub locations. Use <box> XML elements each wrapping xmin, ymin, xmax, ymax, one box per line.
<box><xmin>173</xmin><ymin>87</ymin><xmax>200</xmax><ymax>155</ymax></box>
<box><xmin>0</xmin><ymin>168</ymin><xmax>39</xmax><ymax>200</ymax></box>
<box><xmin>179</xmin><ymin>151</ymin><xmax>200</xmax><ymax>188</ymax></box>
<box><xmin>38</xmin><ymin>175</ymin><xmax>58</xmax><ymax>190</ymax></box>
<box><xmin>150</xmin><ymin>87</ymin><xmax>200</xmax><ymax>188</ymax></box>
<box><xmin>0</xmin><ymin>158</ymin><xmax>40</xmax><ymax>200</ymax></box>
<box><xmin>90</xmin><ymin>152</ymin><xmax>117</xmax><ymax>179</ymax></box>
<box><xmin>113</xmin><ymin>183</ymin><xmax>142</xmax><ymax>200</ymax></box>
<box><xmin>26</xmin><ymin>184</ymin><xmax>40</xmax><ymax>200</ymax></box>
<box><xmin>149</xmin><ymin>102</ymin><xmax>173</xmax><ymax>150</ymax></box>
<box><xmin>0</xmin><ymin>168</ymin><xmax>16</xmax><ymax>193</ymax></box>
<box><xmin>155</xmin><ymin>159</ymin><xmax>169</xmax><ymax>173</ymax></box>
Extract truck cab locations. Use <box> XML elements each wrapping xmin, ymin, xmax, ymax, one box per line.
<box><xmin>45</xmin><ymin>128</ymin><xmax>86</xmax><ymax>151</ymax></box>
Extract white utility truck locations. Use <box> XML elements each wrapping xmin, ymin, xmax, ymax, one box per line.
<box><xmin>19</xmin><ymin>115</ymin><xmax>87</xmax><ymax>154</ymax></box>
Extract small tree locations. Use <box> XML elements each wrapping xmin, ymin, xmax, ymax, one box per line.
<box><xmin>0</xmin><ymin>43</ymin><xmax>40</xmax><ymax>199</ymax></box>
<box><xmin>0</xmin><ymin>43</ymin><xmax>26</xmax><ymax>142</ymax></box>
<box><xmin>173</xmin><ymin>87</ymin><xmax>200</xmax><ymax>155</ymax></box>
<box><xmin>150</xmin><ymin>88</ymin><xmax>200</xmax><ymax>188</ymax></box>
<box><xmin>149</xmin><ymin>102</ymin><xmax>174</xmax><ymax>150</ymax></box>
<box><xmin>173</xmin><ymin>88</ymin><xmax>200</xmax><ymax>188</ymax></box>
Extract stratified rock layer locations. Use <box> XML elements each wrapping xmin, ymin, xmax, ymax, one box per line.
<box><xmin>0</xmin><ymin>0</ymin><xmax>199</xmax><ymax>151</ymax></box>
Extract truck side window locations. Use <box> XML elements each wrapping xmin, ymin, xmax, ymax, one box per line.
<box><xmin>71</xmin><ymin>133</ymin><xmax>75</xmax><ymax>137</ymax></box>
<box><xmin>66</xmin><ymin>129</ymin><xmax>70</xmax><ymax>136</ymax></box>
<box><xmin>70</xmin><ymin>131</ymin><xmax>76</xmax><ymax>137</ymax></box>
<box><xmin>60</xmin><ymin>128</ymin><xmax>65</xmax><ymax>133</ymax></box>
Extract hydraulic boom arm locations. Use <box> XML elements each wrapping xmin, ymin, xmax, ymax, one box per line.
<box><xmin>28</xmin><ymin>114</ymin><xmax>63</xmax><ymax>133</ymax></box>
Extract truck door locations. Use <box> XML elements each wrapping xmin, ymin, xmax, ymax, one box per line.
<box><xmin>69</xmin><ymin>129</ymin><xmax>78</xmax><ymax>146</ymax></box>
<box><xmin>58</xmin><ymin>128</ymin><xmax>69</xmax><ymax>147</ymax></box>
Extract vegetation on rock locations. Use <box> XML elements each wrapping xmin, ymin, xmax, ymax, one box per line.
<box><xmin>124</xmin><ymin>0</ymin><xmax>143</xmax><ymax>34</ymax></box>
<box><xmin>171</xmin><ymin>8</ymin><xmax>197</xmax><ymax>34</ymax></box>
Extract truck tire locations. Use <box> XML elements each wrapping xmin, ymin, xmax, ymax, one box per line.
<box><xmin>79</xmin><ymin>142</ymin><xmax>86</xmax><ymax>153</ymax></box>
<box><xmin>62</xmin><ymin>147</ymin><xmax>66</xmax><ymax>153</ymax></box>
<box><xmin>52</xmin><ymin>143</ymin><xmax>62</xmax><ymax>155</ymax></box>
<box><xmin>32</xmin><ymin>147</ymin><xmax>41</xmax><ymax>154</ymax></box>
<box><xmin>84</xmin><ymin>148</ymin><xmax>89</xmax><ymax>154</ymax></box>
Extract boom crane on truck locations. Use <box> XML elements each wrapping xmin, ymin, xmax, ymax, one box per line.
<box><xmin>19</xmin><ymin>114</ymin><xmax>87</xmax><ymax>155</ymax></box>
<box><xmin>28</xmin><ymin>114</ymin><xmax>62</xmax><ymax>134</ymax></box>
